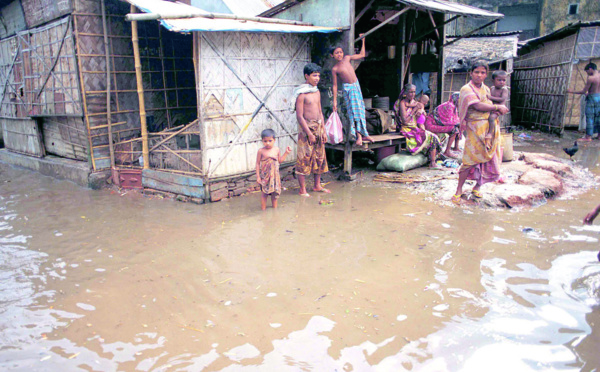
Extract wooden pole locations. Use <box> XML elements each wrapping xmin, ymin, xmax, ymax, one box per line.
<box><xmin>126</xmin><ymin>11</ymin><xmax>314</xmax><ymax>26</ymax></box>
<box><xmin>354</xmin><ymin>8</ymin><xmax>410</xmax><ymax>43</ymax></box>
<box><xmin>73</xmin><ymin>14</ymin><xmax>97</xmax><ymax>171</ymax></box>
<box><xmin>131</xmin><ymin>5</ymin><xmax>149</xmax><ymax>169</ymax></box>
<box><xmin>101</xmin><ymin>0</ymin><xmax>115</xmax><ymax>169</ymax></box>
<box><xmin>437</xmin><ymin>14</ymin><xmax>445</xmax><ymax>108</ymax></box>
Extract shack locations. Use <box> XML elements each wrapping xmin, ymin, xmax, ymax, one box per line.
<box><xmin>437</xmin><ymin>31</ymin><xmax>520</xmax><ymax>128</ymax></box>
<box><xmin>261</xmin><ymin>0</ymin><xmax>503</xmax><ymax>177</ymax></box>
<box><xmin>512</xmin><ymin>21</ymin><xmax>600</xmax><ymax>134</ymax></box>
<box><xmin>0</xmin><ymin>0</ymin><xmax>339</xmax><ymax>201</ymax></box>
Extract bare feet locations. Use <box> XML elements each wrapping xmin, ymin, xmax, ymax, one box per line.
<box><xmin>312</xmin><ymin>187</ymin><xmax>331</xmax><ymax>193</ymax></box>
<box><xmin>356</xmin><ymin>133</ymin><xmax>363</xmax><ymax>146</ymax></box>
<box><xmin>363</xmin><ymin>135</ymin><xmax>374</xmax><ymax>143</ymax></box>
<box><xmin>299</xmin><ymin>192</ymin><xmax>310</xmax><ymax>197</ymax></box>
<box><xmin>429</xmin><ymin>163</ymin><xmax>444</xmax><ymax>170</ymax></box>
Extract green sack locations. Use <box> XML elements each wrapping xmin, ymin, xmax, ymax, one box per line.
<box><xmin>376</xmin><ymin>151</ymin><xmax>428</xmax><ymax>172</ymax></box>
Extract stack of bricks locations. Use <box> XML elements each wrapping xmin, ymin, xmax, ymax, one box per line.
<box><xmin>209</xmin><ymin>165</ymin><xmax>295</xmax><ymax>202</ymax></box>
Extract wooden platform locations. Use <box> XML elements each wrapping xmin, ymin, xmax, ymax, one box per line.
<box><xmin>325</xmin><ymin>132</ymin><xmax>406</xmax><ymax>178</ymax></box>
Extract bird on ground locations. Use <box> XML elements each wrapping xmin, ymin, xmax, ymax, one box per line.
<box><xmin>563</xmin><ymin>141</ymin><xmax>578</xmax><ymax>160</ymax></box>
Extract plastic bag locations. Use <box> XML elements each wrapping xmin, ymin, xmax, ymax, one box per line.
<box><xmin>325</xmin><ymin>111</ymin><xmax>343</xmax><ymax>144</ymax></box>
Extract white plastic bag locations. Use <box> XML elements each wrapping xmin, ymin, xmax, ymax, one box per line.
<box><xmin>325</xmin><ymin>111</ymin><xmax>343</xmax><ymax>144</ymax></box>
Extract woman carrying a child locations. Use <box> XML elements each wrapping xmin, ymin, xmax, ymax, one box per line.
<box><xmin>451</xmin><ymin>61</ymin><xmax>508</xmax><ymax>205</ymax></box>
<box><xmin>424</xmin><ymin>92</ymin><xmax>461</xmax><ymax>158</ymax></box>
<box><xmin>393</xmin><ymin>84</ymin><xmax>442</xmax><ymax>169</ymax></box>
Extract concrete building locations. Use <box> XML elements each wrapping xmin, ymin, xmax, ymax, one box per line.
<box><xmin>449</xmin><ymin>0</ymin><xmax>600</xmax><ymax>40</ymax></box>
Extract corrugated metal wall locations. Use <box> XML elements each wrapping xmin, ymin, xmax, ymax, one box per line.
<box><xmin>197</xmin><ymin>31</ymin><xmax>310</xmax><ymax>178</ymax></box>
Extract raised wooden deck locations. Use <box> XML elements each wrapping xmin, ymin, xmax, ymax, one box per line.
<box><xmin>325</xmin><ymin>132</ymin><xmax>406</xmax><ymax>178</ymax></box>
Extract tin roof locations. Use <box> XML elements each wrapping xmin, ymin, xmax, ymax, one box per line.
<box><xmin>519</xmin><ymin>21</ymin><xmax>600</xmax><ymax>53</ymax></box>
<box><xmin>395</xmin><ymin>0</ymin><xmax>502</xmax><ymax>18</ymax></box>
<box><xmin>261</xmin><ymin>0</ymin><xmax>502</xmax><ymax>18</ymax></box>
<box><xmin>126</xmin><ymin>0</ymin><xmax>340</xmax><ymax>33</ymax></box>
<box><xmin>219</xmin><ymin>0</ymin><xmax>285</xmax><ymax>17</ymax></box>
<box><xmin>444</xmin><ymin>34</ymin><xmax>519</xmax><ymax>71</ymax></box>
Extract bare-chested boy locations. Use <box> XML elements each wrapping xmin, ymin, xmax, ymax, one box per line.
<box><xmin>568</xmin><ymin>62</ymin><xmax>600</xmax><ymax>142</ymax></box>
<box><xmin>486</xmin><ymin>70</ymin><xmax>509</xmax><ymax>150</ymax></box>
<box><xmin>292</xmin><ymin>63</ymin><xmax>330</xmax><ymax>197</ymax></box>
<box><xmin>331</xmin><ymin>34</ymin><xmax>374</xmax><ymax>146</ymax></box>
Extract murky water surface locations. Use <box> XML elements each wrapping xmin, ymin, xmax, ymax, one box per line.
<box><xmin>1</xmin><ymin>139</ymin><xmax>600</xmax><ymax>371</ymax></box>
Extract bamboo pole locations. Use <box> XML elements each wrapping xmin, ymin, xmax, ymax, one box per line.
<box><xmin>101</xmin><ymin>0</ymin><xmax>115</xmax><ymax>170</ymax></box>
<box><xmin>131</xmin><ymin>5</ymin><xmax>149</xmax><ymax>169</ymax></box>
<box><xmin>126</xmin><ymin>11</ymin><xmax>314</xmax><ymax>26</ymax></box>
<box><xmin>73</xmin><ymin>14</ymin><xmax>97</xmax><ymax>171</ymax></box>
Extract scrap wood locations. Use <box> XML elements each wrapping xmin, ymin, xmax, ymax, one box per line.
<box><xmin>374</xmin><ymin>173</ymin><xmax>455</xmax><ymax>184</ymax></box>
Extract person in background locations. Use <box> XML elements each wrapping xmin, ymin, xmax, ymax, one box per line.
<box><xmin>394</xmin><ymin>84</ymin><xmax>442</xmax><ymax>169</ymax></box>
<box><xmin>424</xmin><ymin>92</ymin><xmax>461</xmax><ymax>158</ymax></box>
<box><xmin>567</xmin><ymin>62</ymin><xmax>600</xmax><ymax>142</ymax></box>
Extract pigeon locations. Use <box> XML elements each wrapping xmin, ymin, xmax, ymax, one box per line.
<box><xmin>563</xmin><ymin>141</ymin><xmax>578</xmax><ymax>160</ymax></box>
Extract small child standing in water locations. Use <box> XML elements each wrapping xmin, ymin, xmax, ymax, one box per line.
<box><xmin>256</xmin><ymin>129</ymin><xmax>291</xmax><ymax>210</ymax></box>
<box><xmin>486</xmin><ymin>70</ymin><xmax>509</xmax><ymax>150</ymax></box>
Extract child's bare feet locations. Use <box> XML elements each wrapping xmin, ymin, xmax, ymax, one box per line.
<box><xmin>356</xmin><ymin>133</ymin><xmax>363</xmax><ymax>146</ymax></box>
<box><xmin>363</xmin><ymin>135</ymin><xmax>374</xmax><ymax>143</ymax></box>
<box><xmin>299</xmin><ymin>192</ymin><xmax>310</xmax><ymax>197</ymax></box>
<box><xmin>313</xmin><ymin>187</ymin><xmax>331</xmax><ymax>193</ymax></box>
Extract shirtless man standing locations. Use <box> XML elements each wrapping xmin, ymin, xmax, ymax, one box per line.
<box><xmin>331</xmin><ymin>34</ymin><xmax>374</xmax><ymax>146</ymax></box>
<box><xmin>293</xmin><ymin>63</ymin><xmax>330</xmax><ymax>197</ymax></box>
<box><xmin>568</xmin><ymin>63</ymin><xmax>600</xmax><ymax>142</ymax></box>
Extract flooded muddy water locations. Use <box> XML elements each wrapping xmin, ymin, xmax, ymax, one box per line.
<box><xmin>1</xmin><ymin>138</ymin><xmax>600</xmax><ymax>371</ymax></box>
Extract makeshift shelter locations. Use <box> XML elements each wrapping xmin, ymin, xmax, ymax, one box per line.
<box><xmin>0</xmin><ymin>0</ymin><xmax>197</xmax><ymax>173</ymax></box>
<box><xmin>0</xmin><ymin>0</ymin><xmax>339</xmax><ymax>200</ymax></box>
<box><xmin>512</xmin><ymin>21</ymin><xmax>600</xmax><ymax>133</ymax></box>
<box><xmin>436</xmin><ymin>31</ymin><xmax>520</xmax><ymax>128</ymax></box>
<box><xmin>261</xmin><ymin>0</ymin><xmax>503</xmax><ymax>176</ymax></box>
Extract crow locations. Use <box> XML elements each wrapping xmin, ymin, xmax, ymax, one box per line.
<box><xmin>563</xmin><ymin>141</ymin><xmax>578</xmax><ymax>160</ymax></box>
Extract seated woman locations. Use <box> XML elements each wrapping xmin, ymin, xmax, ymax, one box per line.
<box><xmin>393</xmin><ymin>84</ymin><xmax>442</xmax><ymax>169</ymax></box>
<box><xmin>424</xmin><ymin>92</ymin><xmax>461</xmax><ymax>158</ymax></box>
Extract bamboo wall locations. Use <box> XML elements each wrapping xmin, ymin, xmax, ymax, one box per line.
<box><xmin>512</xmin><ymin>34</ymin><xmax>577</xmax><ymax>133</ymax></box>
<box><xmin>196</xmin><ymin>32</ymin><xmax>309</xmax><ymax>179</ymax></box>
<box><xmin>0</xmin><ymin>17</ymin><xmax>81</xmax><ymax>118</ymax></box>
<box><xmin>72</xmin><ymin>0</ymin><xmax>197</xmax><ymax>170</ymax></box>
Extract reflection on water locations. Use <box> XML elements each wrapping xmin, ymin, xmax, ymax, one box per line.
<box><xmin>1</xmin><ymin>159</ymin><xmax>600</xmax><ymax>371</ymax></box>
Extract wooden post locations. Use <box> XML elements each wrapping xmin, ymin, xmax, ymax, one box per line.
<box><xmin>436</xmin><ymin>14</ymin><xmax>445</xmax><ymax>108</ymax></box>
<box><xmin>131</xmin><ymin>5</ymin><xmax>149</xmax><ymax>169</ymax></box>
<box><xmin>343</xmin><ymin>0</ymin><xmax>356</xmax><ymax>177</ymax></box>
<box><xmin>398</xmin><ymin>13</ymin><xmax>406</xmax><ymax>93</ymax></box>
<box><xmin>101</xmin><ymin>0</ymin><xmax>115</xmax><ymax>170</ymax></box>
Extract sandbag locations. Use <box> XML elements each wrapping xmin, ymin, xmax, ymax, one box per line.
<box><xmin>376</xmin><ymin>151</ymin><xmax>428</xmax><ymax>172</ymax></box>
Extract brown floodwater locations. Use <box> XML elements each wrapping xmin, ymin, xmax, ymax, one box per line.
<box><xmin>1</xmin><ymin>137</ymin><xmax>600</xmax><ymax>371</ymax></box>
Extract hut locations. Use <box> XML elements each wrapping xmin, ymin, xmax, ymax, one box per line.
<box><xmin>512</xmin><ymin>21</ymin><xmax>600</xmax><ymax>134</ymax></box>
<box><xmin>0</xmin><ymin>0</ymin><xmax>339</xmax><ymax>200</ymax></box>
<box><xmin>260</xmin><ymin>0</ymin><xmax>504</xmax><ymax>177</ymax></box>
<box><xmin>436</xmin><ymin>31</ymin><xmax>520</xmax><ymax>128</ymax></box>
